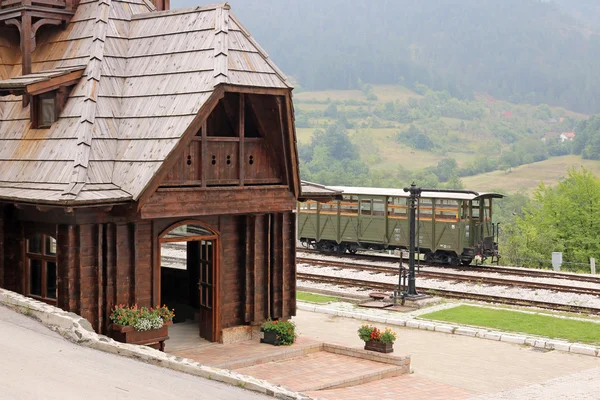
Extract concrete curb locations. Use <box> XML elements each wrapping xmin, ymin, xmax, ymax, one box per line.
<box><xmin>0</xmin><ymin>289</ymin><xmax>312</xmax><ymax>400</ymax></box>
<box><xmin>298</xmin><ymin>302</ymin><xmax>600</xmax><ymax>358</ymax></box>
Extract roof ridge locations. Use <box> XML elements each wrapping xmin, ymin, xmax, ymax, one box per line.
<box><xmin>213</xmin><ymin>4</ymin><xmax>229</xmax><ymax>86</ymax></box>
<box><xmin>131</xmin><ymin>3</ymin><xmax>228</xmax><ymax>20</ymax></box>
<box><xmin>62</xmin><ymin>0</ymin><xmax>112</xmax><ymax>199</ymax></box>
<box><xmin>228</xmin><ymin>13</ymin><xmax>291</xmax><ymax>88</ymax></box>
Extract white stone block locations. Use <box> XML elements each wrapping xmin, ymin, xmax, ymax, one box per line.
<box><xmin>385</xmin><ymin>318</ymin><xmax>406</xmax><ymax>327</ymax></box>
<box><xmin>434</xmin><ymin>324</ymin><xmax>454</xmax><ymax>334</ymax></box>
<box><xmin>570</xmin><ymin>344</ymin><xmax>597</xmax><ymax>356</ymax></box>
<box><xmin>455</xmin><ymin>327</ymin><xmax>477</xmax><ymax>337</ymax></box>
<box><xmin>418</xmin><ymin>322</ymin><xmax>436</xmax><ymax>331</ymax></box>
<box><xmin>546</xmin><ymin>341</ymin><xmax>571</xmax><ymax>352</ymax></box>
<box><xmin>482</xmin><ymin>332</ymin><xmax>502</xmax><ymax>341</ymax></box>
<box><xmin>406</xmin><ymin>320</ymin><xmax>420</xmax><ymax>329</ymax></box>
<box><xmin>500</xmin><ymin>335</ymin><xmax>526</xmax><ymax>345</ymax></box>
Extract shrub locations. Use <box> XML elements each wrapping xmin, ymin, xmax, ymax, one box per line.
<box><xmin>261</xmin><ymin>319</ymin><xmax>297</xmax><ymax>345</ymax></box>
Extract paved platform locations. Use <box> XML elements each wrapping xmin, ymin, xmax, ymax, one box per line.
<box><xmin>294</xmin><ymin>309</ymin><xmax>600</xmax><ymax>398</ymax></box>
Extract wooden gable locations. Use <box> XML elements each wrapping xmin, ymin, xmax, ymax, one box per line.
<box><xmin>160</xmin><ymin>91</ymin><xmax>288</xmax><ymax>188</ymax></box>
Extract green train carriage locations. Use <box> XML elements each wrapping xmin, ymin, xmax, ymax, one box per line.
<box><xmin>298</xmin><ymin>186</ymin><xmax>504</xmax><ymax>265</ymax></box>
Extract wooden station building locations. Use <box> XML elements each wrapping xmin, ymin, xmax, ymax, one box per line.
<box><xmin>0</xmin><ymin>0</ymin><xmax>325</xmax><ymax>342</ymax></box>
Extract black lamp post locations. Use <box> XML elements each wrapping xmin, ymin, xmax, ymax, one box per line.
<box><xmin>403</xmin><ymin>182</ymin><xmax>421</xmax><ymax>297</ymax></box>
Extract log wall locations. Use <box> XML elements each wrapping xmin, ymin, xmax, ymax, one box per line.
<box><xmin>1</xmin><ymin>205</ymin><xmax>297</xmax><ymax>340</ymax></box>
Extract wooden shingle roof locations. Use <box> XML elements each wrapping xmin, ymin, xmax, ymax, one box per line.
<box><xmin>0</xmin><ymin>1</ymin><xmax>291</xmax><ymax>205</ymax></box>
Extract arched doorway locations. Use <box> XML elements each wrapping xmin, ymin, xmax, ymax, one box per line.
<box><xmin>159</xmin><ymin>223</ymin><xmax>219</xmax><ymax>342</ymax></box>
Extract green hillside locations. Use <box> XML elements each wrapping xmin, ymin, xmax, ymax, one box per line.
<box><xmin>294</xmin><ymin>84</ymin><xmax>599</xmax><ymax>193</ymax></box>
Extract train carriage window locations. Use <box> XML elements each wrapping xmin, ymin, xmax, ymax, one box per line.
<box><xmin>461</xmin><ymin>201</ymin><xmax>470</xmax><ymax>220</ymax></box>
<box><xmin>340</xmin><ymin>195</ymin><xmax>359</xmax><ymax>215</ymax></box>
<box><xmin>418</xmin><ymin>198</ymin><xmax>433</xmax><ymax>220</ymax></box>
<box><xmin>472</xmin><ymin>200</ymin><xmax>480</xmax><ymax>220</ymax></box>
<box><xmin>483</xmin><ymin>198</ymin><xmax>492</xmax><ymax>221</ymax></box>
<box><xmin>372</xmin><ymin>199</ymin><xmax>386</xmax><ymax>216</ymax></box>
<box><xmin>435</xmin><ymin>199</ymin><xmax>459</xmax><ymax>221</ymax></box>
<box><xmin>360</xmin><ymin>199</ymin><xmax>372</xmax><ymax>216</ymax></box>
<box><xmin>320</xmin><ymin>201</ymin><xmax>339</xmax><ymax>215</ymax></box>
<box><xmin>388</xmin><ymin>197</ymin><xmax>407</xmax><ymax>219</ymax></box>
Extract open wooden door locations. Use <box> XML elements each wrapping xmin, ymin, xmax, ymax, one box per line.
<box><xmin>198</xmin><ymin>239</ymin><xmax>215</xmax><ymax>341</ymax></box>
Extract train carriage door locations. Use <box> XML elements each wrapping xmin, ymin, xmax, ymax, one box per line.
<box><xmin>434</xmin><ymin>198</ymin><xmax>461</xmax><ymax>252</ymax></box>
<box><xmin>297</xmin><ymin>201</ymin><xmax>318</xmax><ymax>242</ymax></box>
<box><xmin>417</xmin><ymin>198</ymin><xmax>434</xmax><ymax>251</ymax></box>
<box><xmin>339</xmin><ymin>195</ymin><xmax>359</xmax><ymax>243</ymax></box>
<box><xmin>319</xmin><ymin>201</ymin><xmax>340</xmax><ymax>243</ymax></box>
<box><xmin>387</xmin><ymin>197</ymin><xmax>408</xmax><ymax>247</ymax></box>
<box><xmin>359</xmin><ymin>196</ymin><xmax>386</xmax><ymax>246</ymax></box>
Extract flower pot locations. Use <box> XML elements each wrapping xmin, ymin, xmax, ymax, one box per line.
<box><xmin>260</xmin><ymin>330</ymin><xmax>282</xmax><ymax>346</ymax></box>
<box><xmin>364</xmin><ymin>340</ymin><xmax>394</xmax><ymax>353</ymax></box>
<box><xmin>109</xmin><ymin>321</ymin><xmax>171</xmax><ymax>352</ymax></box>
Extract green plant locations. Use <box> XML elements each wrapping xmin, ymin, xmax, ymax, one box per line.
<box><xmin>261</xmin><ymin>319</ymin><xmax>297</xmax><ymax>345</ymax></box>
<box><xmin>109</xmin><ymin>304</ymin><xmax>175</xmax><ymax>332</ymax></box>
<box><xmin>357</xmin><ymin>324</ymin><xmax>398</xmax><ymax>344</ymax></box>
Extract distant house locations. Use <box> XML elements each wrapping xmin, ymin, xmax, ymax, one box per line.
<box><xmin>502</xmin><ymin>111</ymin><xmax>513</xmax><ymax>118</ymax></box>
<box><xmin>560</xmin><ymin>132</ymin><xmax>576</xmax><ymax>142</ymax></box>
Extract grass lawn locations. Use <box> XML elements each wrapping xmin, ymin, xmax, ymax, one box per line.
<box><xmin>420</xmin><ymin>305</ymin><xmax>600</xmax><ymax>344</ymax></box>
<box><xmin>297</xmin><ymin>291</ymin><xmax>339</xmax><ymax>304</ymax></box>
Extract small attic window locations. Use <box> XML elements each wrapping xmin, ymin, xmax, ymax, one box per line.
<box><xmin>33</xmin><ymin>91</ymin><xmax>57</xmax><ymax>129</ymax></box>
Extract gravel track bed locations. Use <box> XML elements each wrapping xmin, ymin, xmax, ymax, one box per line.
<box><xmin>298</xmin><ymin>252</ymin><xmax>600</xmax><ymax>289</ymax></box>
<box><xmin>298</xmin><ymin>264</ymin><xmax>600</xmax><ymax>309</ymax></box>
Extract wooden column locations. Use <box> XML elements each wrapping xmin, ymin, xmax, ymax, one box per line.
<box><xmin>270</xmin><ymin>213</ymin><xmax>282</xmax><ymax>319</ymax></box>
<box><xmin>239</xmin><ymin>94</ymin><xmax>245</xmax><ymax>186</ymax></box>
<box><xmin>134</xmin><ymin>221</ymin><xmax>152</xmax><ymax>307</ymax></box>
<box><xmin>244</xmin><ymin>214</ymin><xmax>255</xmax><ymax>323</ymax></box>
<box><xmin>0</xmin><ymin>206</ymin><xmax>4</xmax><ymax>289</ymax></box>
<box><xmin>201</xmin><ymin>121</ymin><xmax>208</xmax><ymax>188</ymax></box>
<box><xmin>105</xmin><ymin>223</ymin><xmax>116</xmax><ymax>332</ymax></box>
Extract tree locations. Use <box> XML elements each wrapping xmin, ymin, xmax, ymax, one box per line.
<box><xmin>501</xmin><ymin>168</ymin><xmax>600</xmax><ymax>269</ymax></box>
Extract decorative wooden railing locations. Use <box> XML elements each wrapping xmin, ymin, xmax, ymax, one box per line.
<box><xmin>0</xmin><ymin>0</ymin><xmax>73</xmax><ymax>10</ymax></box>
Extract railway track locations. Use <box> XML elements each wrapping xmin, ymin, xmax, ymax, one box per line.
<box><xmin>297</xmin><ymin>272</ymin><xmax>600</xmax><ymax>316</ymax></box>
<box><xmin>298</xmin><ymin>248</ymin><xmax>600</xmax><ymax>285</ymax></box>
<box><xmin>297</xmin><ymin>257</ymin><xmax>600</xmax><ymax>297</ymax></box>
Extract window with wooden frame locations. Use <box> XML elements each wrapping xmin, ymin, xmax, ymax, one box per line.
<box><xmin>471</xmin><ymin>200</ymin><xmax>481</xmax><ymax>220</ymax></box>
<box><xmin>359</xmin><ymin>199</ymin><xmax>372</xmax><ymax>216</ymax></box>
<box><xmin>434</xmin><ymin>199</ymin><xmax>459</xmax><ymax>222</ymax></box>
<box><xmin>388</xmin><ymin>197</ymin><xmax>408</xmax><ymax>219</ymax></box>
<box><xmin>418</xmin><ymin>198</ymin><xmax>433</xmax><ymax>220</ymax></box>
<box><xmin>26</xmin><ymin>233</ymin><xmax>57</xmax><ymax>304</ymax></box>
<box><xmin>372</xmin><ymin>198</ymin><xmax>386</xmax><ymax>216</ymax></box>
<box><xmin>319</xmin><ymin>201</ymin><xmax>339</xmax><ymax>215</ymax></box>
<box><xmin>340</xmin><ymin>195</ymin><xmax>359</xmax><ymax>216</ymax></box>
<box><xmin>31</xmin><ymin>87</ymin><xmax>70</xmax><ymax>129</ymax></box>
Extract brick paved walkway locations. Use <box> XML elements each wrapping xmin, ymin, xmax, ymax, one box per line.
<box><xmin>304</xmin><ymin>374</ymin><xmax>472</xmax><ymax>400</ymax></box>
<box><xmin>236</xmin><ymin>351</ymin><xmax>402</xmax><ymax>392</ymax></box>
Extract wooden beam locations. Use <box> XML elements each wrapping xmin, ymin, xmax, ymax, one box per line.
<box><xmin>26</xmin><ymin>69</ymin><xmax>84</xmax><ymax>95</ymax></box>
<box><xmin>220</xmin><ymin>84</ymin><xmax>289</xmax><ymax>96</ymax></box>
<box><xmin>276</xmin><ymin>96</ymin><xmax>290</xmax><ymax>188</ymax></box>
<box><xmin>239</xmin><ymin>93</ymin><xmax>245</xmax><ymax>186</ymax></box>
<box><xmin>284</xmin><ymin>92</ymin><xmax>301</xmax><ymax>198</ymax></box>
<box><xmin>20</xmin><ymin>13</ymin><xmax>31</xmax><ymax>107</ymax></box>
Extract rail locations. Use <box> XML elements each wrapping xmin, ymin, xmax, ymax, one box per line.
<box><xmin>0</xmin><ymin>0</ymin><xmax>72</xmax><ymax>9</ymax></box>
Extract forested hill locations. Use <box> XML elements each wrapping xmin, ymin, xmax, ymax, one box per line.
<box><xmin>172</xmin><ymin>0</ymin><xmax>600</xmax><ymax>114</ymax></box>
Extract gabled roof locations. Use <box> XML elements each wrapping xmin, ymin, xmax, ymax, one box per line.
<box><xmin>0</xmin><ymin>1</ymin><xmax>292</xmax><ymax>205</ymax></box>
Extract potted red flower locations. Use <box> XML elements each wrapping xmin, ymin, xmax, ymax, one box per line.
<box><xmin>357</xmin><ymin>324</ymin><xmax>397</xmax><ymax>353</ymax></box>
<box><xmin>109</xmin><ymin>304</ymin><xmax>175</xmax><ymax>351</ymax></box>
<box><xmin>260</xmin><ymin>319</ymin><xmax>297</xmax><ymax>346</ymax></box>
